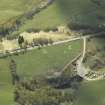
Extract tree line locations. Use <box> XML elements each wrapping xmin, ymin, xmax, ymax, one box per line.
<box><xmin>0</xmin><ymin>0</ymin><xmax>55</xmax><ymax>37</ymax></box>
<box><xmin>12</xmin><ymin>63</ymin><xmax>82</xmax><ymax>105</ymax></box>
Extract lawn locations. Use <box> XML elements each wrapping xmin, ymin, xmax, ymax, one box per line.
<box><xmin>74</xmin><ymin>80</ymin><xmax>105</xmax><ymax>105</ymax></box>
<box><xmin>19</xmin><ymin>0</ymin><xmax>105</xmax><ymax>32</ymax></box>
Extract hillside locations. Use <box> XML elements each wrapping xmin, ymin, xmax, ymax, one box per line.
<box><xmin>19</xmin><ymin>0</ymin><xmax>105</xmax><ymax>32</ymax></box>
<box><xmin>0</xmin><ymin>0</ymin><xmax>41</xmax><ymax>24</ymax></box>
<box><xmin>0</xmin><ymin>0</ymin><xmax>105</xmax><ymax>105</ymax></box>
<box><xmin>1</xmin><ymin>0</ymin><xmax>105</xmax><ymax>35</ymax></box>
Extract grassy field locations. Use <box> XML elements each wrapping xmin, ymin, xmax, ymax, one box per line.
<box><xmin>0</xmin><ymin>39</ymin><xmax>82</xmax><ymax>78</ymax></box>
<box><xmin>74</xmin><ymin>80</ymin><xmax>105</xmax><ymax>105</ymax></box>
<box><xmin>13</xmin><ymin>39</ymin><xmax>82</xmax><ymax>78</ymax></box>
<box><xmin>0</xmin><ymin>86</ymin><xmax>14</xmax><ymax>105</ymax></box>
<box><xmin>19</xmin><ymin>0</ymin><xmax>105</xmax><ymax>32</ymax></box>
<box><xmin>0</xmin><ymin>39</ymin><xmax>82</xmax><ymax>104</ymax></box>
<box><xmin>0</xmin><ymin>0</ymin><xmax>40</xmax><ymax>24</ymax></box>
<box><xmin>0</xmin><ymin>59</ymin><xmax>14</xmax><ymax>105</ymax></box>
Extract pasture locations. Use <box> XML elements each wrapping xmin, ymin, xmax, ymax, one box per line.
<box><xmin>13</xmin><ymin>39</ymin><xmax>82</xmax><ymax>78</ymax></box>
<box><xmin>0</xmin><ymin>86</ymin><xmax>14</xmax><ymax>105</ymax></box>
<box><xmin>0</xmin><ymin>0</ymin><xmax>40</xmax><ymax>24</ymax></box>
<box><xmin>0</xmin><ymin>39</ymin><xmax>82</xmax><ymax>104</ymax></box>
<box><xmin>19</xmin><ymin>0</ymin><xmax>105</xmax><ymax>32</ymax></box>
<box><xmin>74</xmin><ymin>80</ymin><xmax>105</xmax><ymax>105</ymax></box>
<box><xmin>0</xmin><ymin>59</ymin><xmax>14</xmax><ymax>105</ymax></box>
<box><xmin>0</xmin><ymin>39</ymin><xmax>82</xmax><ymax>78</ymax></box>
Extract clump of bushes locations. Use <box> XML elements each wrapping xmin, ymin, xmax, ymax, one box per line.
<box><xmin>15</xmin><ymin>86</ymin><xmax>74</xmax><ymax>105</ymax></box>
<box><xmin>14</xmin><ymin>73</ymin><xmax>77</xmax><ymax>105</ymax></box>
<box><xmin>32</xmin><ymin>38</ymin><xmax>53</xmax><ymax>46</ymax></box>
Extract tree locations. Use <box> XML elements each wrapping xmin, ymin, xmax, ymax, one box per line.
<box><xmin>9</xmin><ymin>59</ymin><xmax>20</xmax><ymax>85</ymax></box>
<box><xmin>18</xmin><ymin>36</ymin><xmax>24</xmax><ymax>47</ymax></box>
<box><xmin>91</xmin><ymin>0</ymin><xmax>105</xmax><ymax>6</ymax></box>
<box><xmin>15</xmin><ymin>86</ymin><xmax>73</xmax><ymax>105</ymax></box>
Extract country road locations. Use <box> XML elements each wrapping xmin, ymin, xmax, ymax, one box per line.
<box><xmin>76</xmin><ymin>37</ymin><xmax>90</xmax><ymax>77</ymax></box>
<box><xmin>1</xmin><ymin>31</ymin><xmax>105</xmax><ymax>54</ymax></box>
<box><xmin>3</xmin><ymin>36</ymin><xmax>83</xmax><ymax>54</ymax></box>
<box><xmin>3</xmin><ymin>31</ymin><xmax>104</xmax><ymax>81</ymax></box>
<box><xmin>76</xmin><ymin>35</ymin><xmax>105</xmax><ymax>81</ymax></box>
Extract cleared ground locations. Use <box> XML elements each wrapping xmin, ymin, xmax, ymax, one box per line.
<box><xmin>20</xmin><ymin>31</ymin><xmax>70</xmax><ymax>43</ymax></box>
<box><xmin>0</xmin><ymin>31</ymin><xmax>69</xmax><ymax>52</ymax></box>
<box><xmin>74</xmin><ymin>80</ymin><xmax>105</xmax><ymax>105</ymax></box>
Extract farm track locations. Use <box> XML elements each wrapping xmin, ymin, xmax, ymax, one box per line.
<box><xmin>76</xmin><ymin>33</ymin><xmax>105</xmax><ymax>81</ymax></box>
<box><xmin>50</xmin><ymin>32</ymin><xmax>105</xmax><ymax>81</ymax></box>
<box><xmin>0</xmin><ymin>31</ymin><xmax>105</xmax><ymax>81</ymax></box>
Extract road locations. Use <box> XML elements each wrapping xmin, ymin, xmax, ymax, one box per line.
<box><xmin>2</xmin><ymin>31</ymin><xmax>104</xmax><ymax>81</ymax></box>
<box><xmin>2</xmin><ymin>31</ymin><xmax>105</xmax><ymax>54</ymax></box>
<box><xmin>76</xmin><ymin>37</ymin><xmax>90</xmax><ymax>77</ymax></box>
<box><xmin>76</xmin><ymin>35</ymin><xmax>105</xmax><ymax>81</ymax></box>
<box><xmin>4</xmin><ymin>36</ymin><xmax>83</xmax><ymax>54</ymax></box>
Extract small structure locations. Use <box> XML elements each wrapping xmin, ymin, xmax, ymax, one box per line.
<box><xmin>57</xmin><ymin>26</ymin><xmax>71</xmax><ymax>34</ymax></box>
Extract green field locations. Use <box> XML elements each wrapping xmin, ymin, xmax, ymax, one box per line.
<box><xmin>0</xmin><ymin>86</ymin><xmax>14</xmax><ymax>105</ymax></box>
<box><xmin>19</xmin><ymin>0</ymin><xmax>105</xmax><ymax>32</ymax></box>
<box><xmin>1</xmin><ymin>0</ymin><xmax>105</xmax><ymax>33</ymax></box>
<box><xmin>14</xmin><ymin>39</ymin><xmax>82</xmax><ymax>78</ymax></box>
<box><xmin>0</xmin><ymin>0</ymin><xmax>40</xmax><ymax>24</ymax></box>
<box><xmin>74</xmin><ymin>80</ymin><xmax>105</xmax><ymax>105</ymax></box>
<box><xmin>1</xmin><ymin>0</ymin><xmax>105</xmax><ymax>105</ymax></box>
<box><xmin>0</xmin><ymin>39</ymin><xmax>82</xmax><ymax>104</ymax></box>
<box><xmin>0</xmin><ymin>39</ymin><xmax>82</xmax><ymax>78</ymax></box>
<box><xmin>0</xmin><ymin>59</ymin><xmax>14</xmax><ymax>105</ymax></box>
